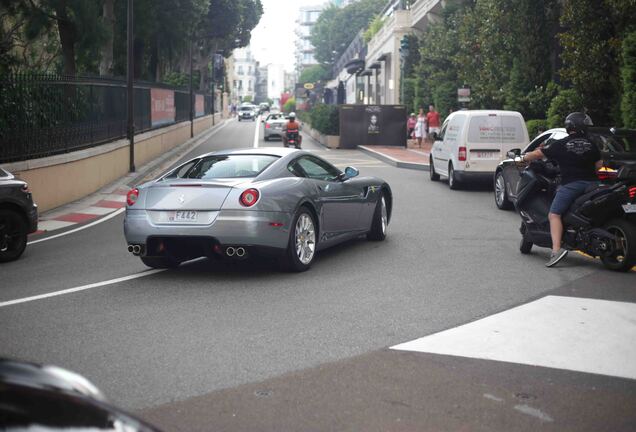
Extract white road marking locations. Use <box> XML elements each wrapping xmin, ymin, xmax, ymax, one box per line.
<box><xmin>391</xmin><ymin>295</ymin><xmax>636</xmax><ymax>380</ymax></box>
<box><xmin>36</xmin><ymin>220</ymin><xmax>76</xmax><ymax>231</ymax></box>
<box><xmin>0</xmin><ymin>269</ymin><xmax>165</xmax><ymax>308</ymax></box>
<box><xmin>253</xmin><ymin>115</ymin><xmax>261</xmax><ymax>148</ymax></box>
<box><xmin>28</xmin><ymin>208</ymin><xmax>125</xmax><ymax>245</ymax></box>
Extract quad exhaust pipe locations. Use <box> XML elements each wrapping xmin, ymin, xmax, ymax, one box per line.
<box><xmin>225</xmin><ymin>246</ymin><xmax>246</xmax><ymax>258</ymax></box>
<box><xmin>127</xmin><ymin>244</ymin><xmax>142</xmax><ymax>256</ymax></box>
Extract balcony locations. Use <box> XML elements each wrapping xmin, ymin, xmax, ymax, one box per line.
<box><xmin>410</xmin><ymin>0</ymin><xmax>449</xmax><ymax>31</ymax></box>
<box><xmin>366</xmin><ymin>9</ymin><xmax>411</xmax><ymax>62</ymax></box>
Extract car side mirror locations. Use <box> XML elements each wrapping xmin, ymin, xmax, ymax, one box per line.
<box><xmin>343</xmin><ymin>166</ymin><xmax>359</xmax><ymax>180</ymax></box>
<box><xmin>432</xmin><ymin>132</ymin><xmax>439</xmax><ymax>141</ymax></box>
<box><xmin>507</xmin><ymin>148</ymin><xmax>521</xmax><ymax>159</ymax></box>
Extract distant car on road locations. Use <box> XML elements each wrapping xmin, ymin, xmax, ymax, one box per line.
<box><xmin>0</xmin><ymin>167</ymin><xmax>38</xmax><ymax>262</ymax></box>
<box><xmin>494</xmin><ymin>127</ymin><xmax>636</xmax><ymax>210</ymax></box>
<box><xmin>263</xmin><ymin>112</ymin><xmax>288</xmax><ymax>141</ymax></box>
<box><xmin>429</xmin><ymin>110</ymin><xmax>529</xmax><ymax>190</ymax></box>
<box><xmin>124</xmin><ymin>148</ymin><xmax>392</xmax><ymax>272</ymax></box>
<box><xmin>238</xmin><ymin>105</ymin><xmax>256</xmax><ymax>121</ymax></box>
<box><xmin>0</xmin><ymin>358</ymin><xmax>160</xmax><ymax>432</ymax></box>
<box><xmin>258</xmin><ymin>102</ymin><xmax>270</xmax><ymax>114</ymax></box>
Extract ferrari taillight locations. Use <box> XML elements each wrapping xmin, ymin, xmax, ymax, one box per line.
<box><xmin>126</xmin><ymin>188</ymin><xmax>139</xmax><ymax>206</ymax></box>
<box><xmin>240</xmin><ymin>188</ymin><xmax>260</xmax><ymax>207</ymax></box>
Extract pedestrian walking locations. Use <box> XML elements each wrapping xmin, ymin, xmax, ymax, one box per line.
<box><xmin>407</xmin><ymin>113</ymin><xmax>416</xmax><ymax>140</ymax></box>
<box><xmin>426</xmin><ymin>104</ymin><xmax>441</xmax><ymax>141</ymax></box>
<box><xmin>414</xmin><ymin>108</ymin><xmax>427</xmax><ymax>148</ymax></box>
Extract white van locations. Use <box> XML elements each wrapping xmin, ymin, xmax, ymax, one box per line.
<box><xmin>429</xmin><ymin>110</ymin><xmax>529</xmax><ymax>189</ymax></box>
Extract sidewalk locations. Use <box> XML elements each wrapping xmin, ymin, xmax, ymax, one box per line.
<box><xmin>358</xmin><ymin>140</ymin><xmax>431</xmax><ymax>171</ymax></box>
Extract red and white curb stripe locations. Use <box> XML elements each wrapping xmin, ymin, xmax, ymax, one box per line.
<box><xmin>31</xmin><ymin>188</ymin><xmax>128</xmax><ymax>235</ymax></box>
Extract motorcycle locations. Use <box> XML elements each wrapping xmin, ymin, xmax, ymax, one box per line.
<box><xmin>514</xmin><ymin>158</ymin><xmax>636</xmax><ymax>271</ymax></box>
<box><xmin>284</xmin><ymin>129</ymin><xmax>302</xmax><ymax>149</ymax></box>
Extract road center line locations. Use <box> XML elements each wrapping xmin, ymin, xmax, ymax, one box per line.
<box><xmin>253</xmin><ymin>115</ymin><xmax>261</xmax><ymax>148</ymax></box>
<box><xmin>27</xmin><ymin>207</ymin><xmax>126</xmax><ymax>246</ymax></box>
<box><xmin>0</xmin><ymin>269</ymin><xmax>165</xmax><ymax>308</ymax></box>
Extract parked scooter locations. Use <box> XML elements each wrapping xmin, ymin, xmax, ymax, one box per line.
<box><xmin>515</xmin><ymin>159</ymin><xmax>636</xmax><ymax>271</ymax></box>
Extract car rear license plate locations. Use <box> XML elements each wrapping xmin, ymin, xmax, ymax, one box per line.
<box><xmin>623</xmin><ymin>203</ymin><xmax>636</xmax><ymax>213</ymax></box>
<box><xmin>173</xmin><ymin>210</ymin><xmax>197</xmax><ymax>222</ymax></box>
<box><xmin>473</xmin><ymin>151</ymin><xmax>498</xmax><ymax>159</ymax></box>
<box><xmin>274</xmin><ymin>125</ymin><xmax>282</xmax><ymax>129</ymax></box>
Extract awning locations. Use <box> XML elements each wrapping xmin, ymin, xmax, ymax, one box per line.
<box><xmin>377</xmin><ymin>53</ymin><xmax>390</xmax><ymax>61</ymax></box>
<box><xmin>369</xmin><ymin>62</ymin><xmax>382</xmax><ymax>69</ymax></box>
<box><xmin>344</xmin><ymin>59</ymin><xmax>365</xmax><ymax>75</ymax></box>
<box><xmin>359</xmin><ymin>70</ymin><xmax>373</xmax><ymax>76</ymax></box>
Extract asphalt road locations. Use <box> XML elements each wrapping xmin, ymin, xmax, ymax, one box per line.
<box><xmin>1</xmin><ymin>116</ymin><xmax>634</xmax><ymax>431</ymax></box>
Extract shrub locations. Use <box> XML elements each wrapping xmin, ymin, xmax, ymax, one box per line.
<box><xmin>526</xmin><ymin>119</ymin><xmax>548</xmax><ymax>139</ymax></box>
<box><xmin>546</xmin><ymin>88</ymin><xmax>584</xmax><ymax>128</ymax></box>
<box><xmin>310</xmin><ymin>104</ymin><xmax>339</xmax><ymax>135</ymax></box>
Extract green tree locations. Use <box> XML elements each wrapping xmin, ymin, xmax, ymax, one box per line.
<box><xmin>310</xmin><ymin>0</ymin><xmax>385</xmax><ymax>66</ymax></box>
<box><xmin>299</xmin><ymin>65</ymin><xmax>329</xmax><ymax>84</ymax></box>
<box><xmin>558</xmin><ymin>0</ymin><xmax>636</xmax><ymax>125</ymax></box>
<box><xmin>621</xmin><ymin>30</ymin><xmax>636</xmax><ymax>128</ymax></box>
<box><xmin>4</xmin><ymin>0</ymin><xmax>107</xmax><ymax>75</ymax></box>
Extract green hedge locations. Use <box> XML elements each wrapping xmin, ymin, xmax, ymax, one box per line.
<box><xmin>310</xmin><ymin>104</ymin><xmax>340</xmax><ymax>136</ymax></box>
<box><xmin>621</xmin><ymin>30</ymin><xmax>636</xmax><ymax>128</ymax></box>
<box><xmin>546</xmin><ymin>88</ymin><xmax>583</xmax><ymax>128</ymax></box>
<box><xmin>526</xmin><ymin>119</ymin><xmax>548</xmax><ymax>139</ymax></box>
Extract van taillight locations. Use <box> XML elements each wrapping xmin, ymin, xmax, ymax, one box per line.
<box><xmin>458</xmin><ymin>146</ymin><xmax>467</xmax><ymax>161</ymax></box>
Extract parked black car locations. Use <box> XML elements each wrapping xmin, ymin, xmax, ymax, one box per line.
<box><xmin>494</xmin><ymin>127</ymin><xmax>636</xmax><ymax>210</ymax></box>
<box><xmin>0</xmin><ymin>358</ymin><xmax>161</xmax><ymax>431</ymax></box>
<box><xmin>0</xmin><ymin>167</ymin><xmax>38</xmax><ymax>262</ymax></box>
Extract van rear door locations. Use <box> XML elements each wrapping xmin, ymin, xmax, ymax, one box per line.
<box><xmin>466</xmin><ymin>114</ymin><xmax>527</xmax><ymax>172</ymax></box>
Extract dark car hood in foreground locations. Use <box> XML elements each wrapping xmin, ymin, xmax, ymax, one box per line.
<box><xmin>0</xmin><ymin>358</ymin><xmax>161</xmax><ymax>432</ymax></box>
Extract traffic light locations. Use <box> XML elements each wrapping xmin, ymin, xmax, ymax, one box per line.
<box><xmin>400</xmin><ymin>36</ymin><xmax>410</xmax><ymax>53</ymax></box>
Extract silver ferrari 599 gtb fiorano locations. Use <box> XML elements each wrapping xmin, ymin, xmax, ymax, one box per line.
<box><xmin>124</xmin><ymin>148</ymin><xmax>392</xmax><ymax>271</ymax></box>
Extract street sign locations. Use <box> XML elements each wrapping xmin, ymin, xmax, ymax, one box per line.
<box><xmin>304</xmin><ymin>83</ymin><xmax>315</xmax><ymax>90</ymax></box>
<box><xmin>458</xmin><ymin>87</ymin><xmax>471</xmax><ymax>103</ymax></box>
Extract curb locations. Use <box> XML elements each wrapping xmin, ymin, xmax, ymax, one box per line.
<box><xmin>358</xmin><ymin>146</ymin><xmax>429</xmax><ymax>171</ymax></box>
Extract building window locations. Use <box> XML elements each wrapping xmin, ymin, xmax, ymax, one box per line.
<box><xmin>248</xmin><ymin>80</ymin><xmax>252</xmax><ymax>91</ymax></box>
<box><xmin>233</xmin><ymin>80</ymin><xmax>238</xmax><ymax>89</ymax></box>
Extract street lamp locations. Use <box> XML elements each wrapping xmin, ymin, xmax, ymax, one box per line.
<box><xmin>126</xmin><ymin>0</ymin><xmax>135</xmax><ymax>172</ymax></box>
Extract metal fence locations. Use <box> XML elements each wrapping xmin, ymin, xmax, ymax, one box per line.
<box><xmin>0</xmin><ymin>73</ymin><xmax>214</xmax><ymax>163</ymax></box>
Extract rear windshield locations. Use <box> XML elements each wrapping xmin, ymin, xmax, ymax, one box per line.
<box><xmin>467</xmin><ymin>115</ymin><xmax>525</xmax><ymax>144</ymax></box>
<box><xmin>239</xmin><ymin>106</ymin><xmax>252</xmax><ymax>111</ymax></box>
<box><xmin>184</xmin><ymin>155</ymin><xmax>278</xmax><ymax>179</ymax></box>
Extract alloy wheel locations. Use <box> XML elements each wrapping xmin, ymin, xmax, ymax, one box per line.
<box><xmin>295</xmin><ymin>213</ymin><xmax>316</xmax><ymax>265</ymax></box>
<box><xmin>380</xmin><ymin>196</ymin><xmax>388</xmax><ymax>235</ymax></box>
<box><xmin>495</xmin><ymin>173</ymin><xmax>506</xmax><ymax>207</ymax></box>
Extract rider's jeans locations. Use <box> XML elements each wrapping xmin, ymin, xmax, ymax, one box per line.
<box><xmin>550</xmin><ymin>180</ymin><xmax>598</xmax><ymax>215</ymax></box>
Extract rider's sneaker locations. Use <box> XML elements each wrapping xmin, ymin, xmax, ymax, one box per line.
<box><xmin>546</xmin><ymin>248</ymin><xmax>568</xmax><ymax>267</ymax></box>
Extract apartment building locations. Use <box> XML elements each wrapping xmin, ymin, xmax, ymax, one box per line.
<box><xmin>231</xmin><ymin>46</ymin><xmax>257</xmax><ymax>103</ymax></box>
<box><xmin>294</xmin><ymin>4</ymin><xmax>325</xmax><ymax>73</ymax></box>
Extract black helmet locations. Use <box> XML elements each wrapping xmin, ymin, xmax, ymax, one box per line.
<box><xmin>564</xmin><ymin>112</ymin><xmax>593</xmax><ymax>133</ymax></box>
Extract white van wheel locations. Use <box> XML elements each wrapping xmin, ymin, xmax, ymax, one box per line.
<box><xmin>448</xmin><ymin>163</ymin><xmax>461</xmax><ymax>190</ymax></box>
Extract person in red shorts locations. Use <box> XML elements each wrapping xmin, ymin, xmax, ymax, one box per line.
<box><xmin>426</xmin><ymin>104</ymin><xmax>441</xmax><ymax>141</ymax></box>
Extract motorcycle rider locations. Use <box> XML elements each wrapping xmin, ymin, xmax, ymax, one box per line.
<box><xmin>282</xmin><ymin>112</ymin><xmax>302</xmax><ymax>147</ymax></box>
<box><xmin>520</xmin><ymin>112</ymin><xmax>603</xmax><ymax>267</ymax></box>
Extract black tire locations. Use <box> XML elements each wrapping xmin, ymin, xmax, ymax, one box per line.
<box><xmin>429</xmin><ymin>156</ymin><xmax>440</xmax><ymax>181</ymax></box>
<box><xmin>367</xmin><ymin>193</ymin><xmax>389</xmax><ymax>241</ymax></box>
<box><xmin>281</xmin><ymin>207</ymin><xmax>317</xmax><ymax>272</ymax></box>
<box><xmin>448</xmin><ymin>163</ymin><xmax>461</xmax><ymax>190</ymax></box>
<box><xmin>494</xmin><ymin>170</ymin><xmax>513</xmax><ymax>210</ymax></box>
<box><xmin>238</xmin><ymin>118</ymin><xmax>241</xmax><ymax>122</ymax></box>
<box><xmin>140</xmin><ymin>256</ymin><xmax>180</xmax><ymax>269</ymax></box>
<box><xmin>0</xmin><ymin>209</ymin><xmax>28</xmax><ymax>263</ymax></box>
<box><xmin>519</xmin><ymin>223</ymin><xmax>533</xmax><ymax>254</ymax></box>
<box><xmin>600</xmin><ymin>218</ymin><xmax>636</xmax><ymax>272</ymax></box>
